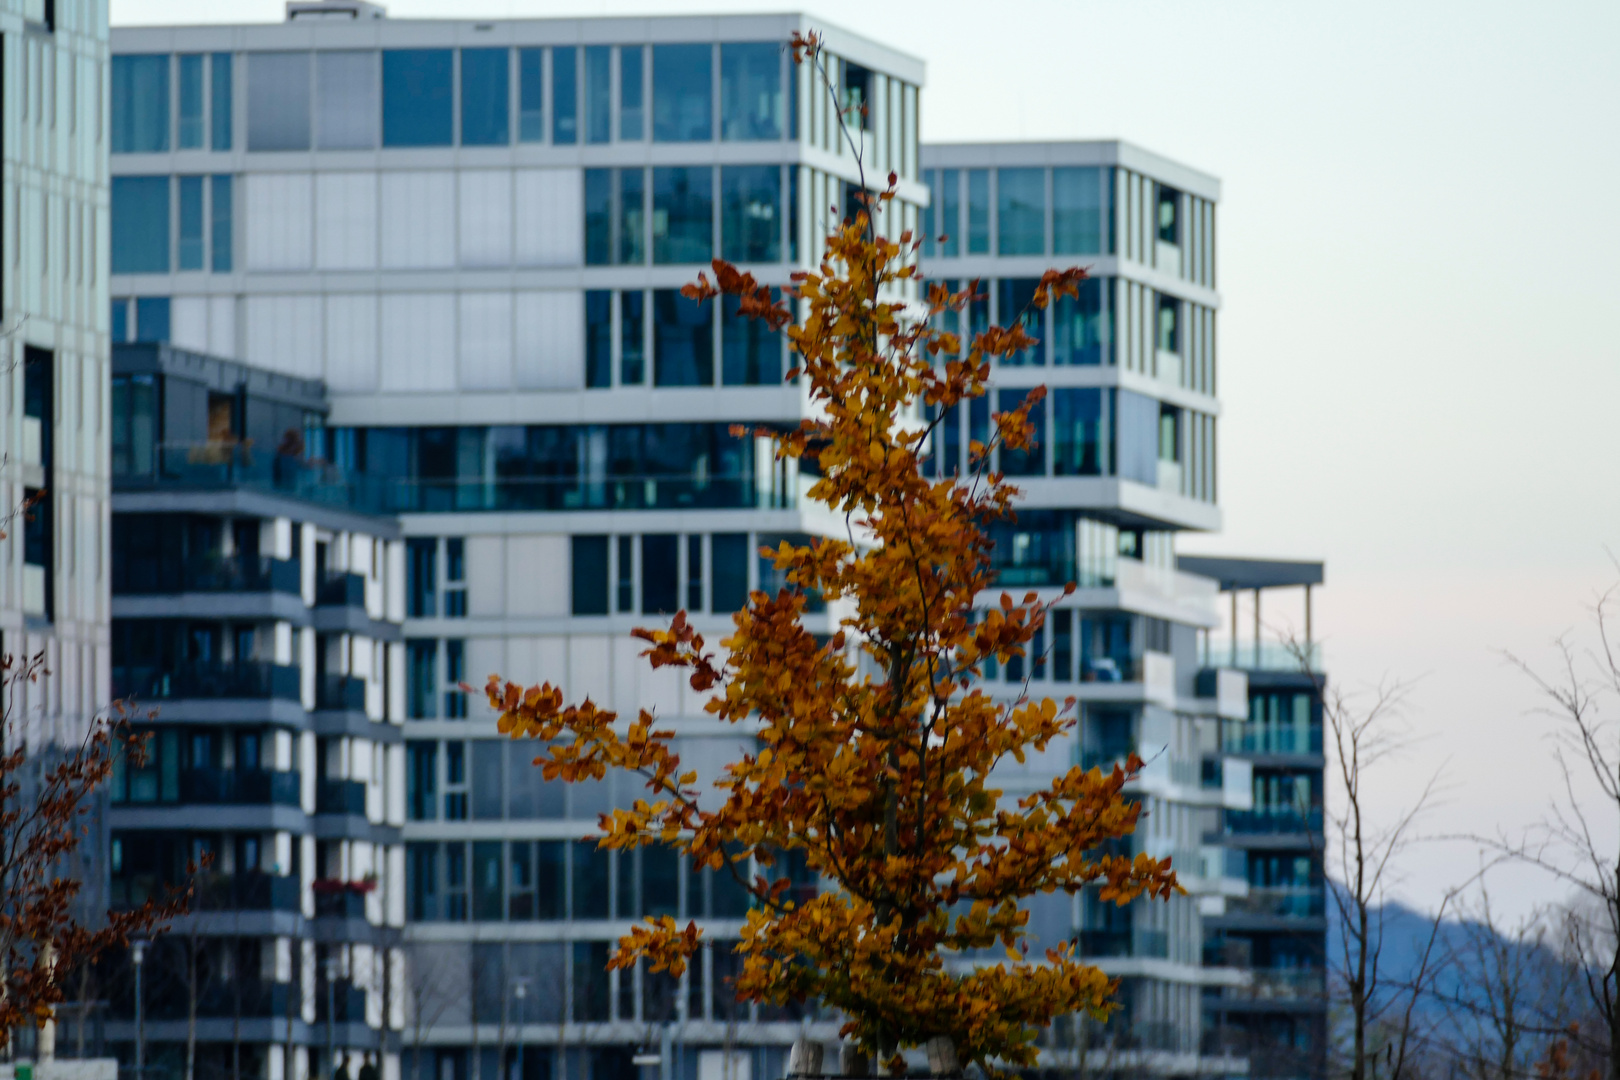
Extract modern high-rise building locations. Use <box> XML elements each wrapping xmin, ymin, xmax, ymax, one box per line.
<box><xmin>105</xmin><ymin>4</ymin><xmax>1322</xmax><ymax>1080</ymax></box>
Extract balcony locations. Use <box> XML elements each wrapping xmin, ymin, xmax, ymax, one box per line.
<box><xmin>313</xmin><ymin>980</ymin><xmax>369</xmax><ymax>1024</ymax></box>
<box><xmin>178</xmin><ymin>767</ymin><xmax>301</xmax><ymax>807</ymax></box>
<box><xmin>114</xmin><ymin>554</ymin><xmax>300</xmax><ymax>596</ymax></box>
<box><xmin>1204</xmin><ymin>639</ymin><xmax>1324</xmax><ymax>674</ymax></box>
<box><xmin>316</xmin><ymin>778</ymin><xmax>367</xmax><ymax>816</ymax></box>
<box><xmin>113</xmin><ymin>870</ymin><xmax>299</xmax><ymax>913</ymax></box>
<box><xmin>316</xmin><ymin>675</ymin><xmax>367</xmax><ymax>712</ymax></box>
<box><xmin>1224</xmin><ymin>723</ymin><xmax>1323</xmax><ymax>756</ymax></box>
<box><xmin>1074</xmin><ymin>929</ymin><xmax>1169</xmax><ymax>959</ymax></box>
<box><xmin>316</xmin><ymin>571</ymin><xmax>366</xmax><ymax>608</ymax></box>
<box><xmin>313</xmin><ymin>888</ymin><xmax>368</xmax><ymax>920</ymax></box>
<box><xmin>1225</xmin><ymin>887</ymin><xmax>1325</xmax><ymax>919</ymax></box>
<box><xmin>1226</xmin><ymin>807</ymin><xmax>1324</xmax><ymax>836</ymax></box>
<box><xmin>113</xmin><ymin>660</ymin><xmax>301</xmax><ymax>702</ymax></box>
<box><xmin>1225</xmin><ymin>968</ymin><xmax>1327</xmax><ymax>1002</ymax></box>
<box><xmin>116</xmin><ymin>442</ymin><xmax>401</xmax><ymax>517</ymax></box>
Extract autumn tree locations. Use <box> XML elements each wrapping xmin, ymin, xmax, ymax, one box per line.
<box><xmin>0</xmin><ymin>650</ymin><xmax>191</xmax><ymax>1050</ymax></box>
<box><xmin>478</xmin><ymin>31</ymin><xmax>1178</xmax><ymax>1076</ymax></box>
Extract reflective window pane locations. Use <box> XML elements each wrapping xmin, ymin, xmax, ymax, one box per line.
<box><xmin>1053</xmin><ymin>167</ymin><xmax>1105</xmax><ymax>255</ymax></box>
<box><xmin>177</xmin><ymin>176</ymin><xmax>204</xmax><ymax>271</ymax></box>
<box><xmin>721</xmin><ymin>292</ymin><xmax>783</xmax><ymax>386</ymax></box>
<box><xmin>584</xmin><ymin>45</ymin><xmax>610</xmax><ymax>144</ymax></box>
<box><xmin>620</xmin><ymin>291</ymin><xmax>646</xmax><ymax>385</ymax></box>
<box><xmin>585</xmin><ymin>291</ymin><xmax>612</xmax><ymax>388</ymax></box>
<box><xmin>111</xmin><ymin>54</ymin><xmax>169</xmax><ymax>153</ymax></box>
<box><xmin>177</xmin><ymin>54</ymin><xmax>204</xmax><ymax>149</ymax></box>
<box><xmin>998</xmin><ymin>388</ymin><xmax>1046</xmax><ymax>477</ymax></box>
<box><xmin>246</xmin><ymin>52</ymin><xmax>310</xmax><ymax>151</ymax></box>
<box><xmin>315</xmin><ymin>50</ymin><xmax>378</xmax><ymax>150</ymax></box>
<box><xmin>382</xmin><ymin>49</ymin><xmax>453</xmax><ymax>148</ymax></box>
<box><xmin>210</xmin><ymin>53</ymin><xmax>232</xmax><ymax>150</ymax></box>
<box><xmin>966</xmin><ymin>169</ymin><xmax>990</xmax><ymax>254</ymax></box>
<box><xmin>720</xmin><ymin>165</ymin><xmax>780</xmax><ymax>263</ymax></box>
<box><xmin>110</xmin><ymin>177</ymin><xmax>170</xmax><ymax>274</ymax></box>
<box><xmin>617</xmin><ymin>168</ymin><xmax>646</xmax><ymax>265</ymax></box>
<box><xmin>460</xmin><ymin>48</ymin><xmax>509</xmax><ymax>146</ymax></box>
<box><xmin>1052</xmin><ymin>278</ymin><xmax>1112</xmax><ymax>366</ymax></box>
<box><xmin>552</xmin><ymin>46</ymin><xmax>577</xmax><ymax>145</ymax></box>
<box><xmin>211</xmin><ymin>175</ymin><xmax>233</xmax><ymax>273</ymax></box>
<box><xmin>619</xmin><ymin>46</ymin><xmax>644</xmax><ymax>140</ymax></box>
<box><xmin>584</xmin><ymin>169</ymin><xmax>611</xmax><ymax>266</ymax></box>
<box><xmin>651</xmin><ymin>166</ymin><xmax>713</xmax><ymax>265</ymax></box>
<box><xmin>653</xmin><ymin>288</ymin><xmax>714</xmax><ymax>387</ymax></box>
<box><xmin>997</xmin><ymin>168</ymin><xmax>1045</xmax><ymax>256</ymax></box>
<box><xmin>652</xmin><ymin>44</ymin><xmax>712</xmax><ymax>142</ymax></box>
<box><xmin>720</xmin><ymin>42</ymin><xmax>781</xmax><ymax>141</ymax></box>
<box><xmin>517</xmin><ymin>48</ymin><xmax>543</xmax><ymax>142</ymax></box>
<box><xmin>996</xmin><ymin>278</ymin><xmax>1044</xmax><ymax>366</ymax></box>
<box><xmin>135</xmin><ymin>298</ymin><xmax>171</xmax><ymax>344</ymax></box>
<box><xmin>1052</xmin><ymin>389</ymin><xmax>1109</xmax><ymax>477</ymax></box>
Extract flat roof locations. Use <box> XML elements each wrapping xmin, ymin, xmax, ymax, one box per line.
<box><xmin>919</xmin><ymin>140</ymin><xmax>1220</xmax><ymax>202</ymax></box>
<box><xmin>1177</xmin><ymin>555</ymin><xmax>1324</xmax><ymax>591</ymax></box>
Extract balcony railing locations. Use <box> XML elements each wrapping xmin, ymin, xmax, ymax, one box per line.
<box><xmin>1226</xmin><ymin>807</ymin><xmax>1325</xmax><ymax>836</ymax></box>
<box><xmin>1226</xmin><ymin>968</ymin><xmax>1327</xmax><ymax>1001</ymax></box>
<box><xmin>113</xmin><ymin>660</ymin><xmax>301</xmax><ymax>702</ymax></box>
<box><xmin>177</xmin><ymin>767</ymin><xmax>301</xmax><ymax>807</ymax></box>
<box><xmin>316</xmin><ymin>571</ymin><xmax>366</xmax><ymax>608</ymax></box>
<box><xmin>313</xmin><ymin>889</ymin><xmax>368</xmax><ymax>920</ymax></box>
<box><xmin>316</xmin><ymin>675</ymin><xmax>367</xmax><ymax>712</ymax></box>
<box><xmin>316</xmin><ymin>778</ymin><xmax>367</xmax><ymax>816</ymax></box>
<box><xmin>1224</xmin><ymin>724</ymin><xmax>1324</xmax><ymax>756</ymax></box>
<box><xmin>1225</xmin><ymin>887</ymin><xmax>1326</xmax><ymax>919</ymax></box>
<box><xmin>112</xmin><ymin>870</ymin><xmax>299</xmax><ymax>913</ymax></box>
<box><xmin>1204</xmin><ymin>640</ymin><xmax>1324</xmax><ymax>674</ymax></box>
<box><xmin>113</xmin><ymin>554</ymin><xmax>300</xmax><ymax>596</ymax></box>
<box><xmin>313</xmin><ymin>981</ymin><xmax>369</xmax><ymax>1023</ymax></box>
<box><xmin>1074</xmin><ymin>929</ymin><xmax>1169</xmax><ymax>959</ymax></box>
<box><xmin>117</xmin><ymin>443</ymin><xmax>401</xmax><ymax>516</ymax></box>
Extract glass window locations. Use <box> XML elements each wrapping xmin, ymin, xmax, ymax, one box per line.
<box><xmin>997</xmin><ymin>168</ymin><xmax>1045</xmax><ymax>256</ymax></box>
<box><xmin>652</xmin><ymin>167</ymin><xmax>713</xmax><ymax>265</ymax></box>
<box><xmin>1159</xmin><ymin>404</ymin><xmax>1181</xmax><ymax>462</ymax></box>
<box><xmin>177</xmin><ymin>54</ymin><xmax>204</xmax><ymax>149</ymax></box>
<box><xmin>1157</xmin><ymin>185</ymin><xmax>1180</xmax><ymax>244</ymax></box>
<box><xmin>246</xmin><ymin>52</ymin><xmax>310</xmax><ymax>152</ymax></box>
<box><xmin>711</xmin><ymin>533</ymin><xmax>749</xmax><ymax>612</ymax></box>
<box><xmin>1116</xmin><ymin>390</ymin><xmax>1159</xmax><ymax>485</ymax></box>
<box><xmin>472</xmin><ymin>840</ymin><xmax>503</xmax><ymax>919</ymax></box>
<box><xmin>571</xmin><ymin>535</ymin><xmax>609</xmax><ymax>615</ymax></box>
<box><xmin>517</xmin><ymin>48</ymin><xmax>543</xmax><ymax>142</ymax></box>
<box><xmin>1053</xmin><ymin>278</ymin><xmax>1112</xmax><ymax>366</ymax></box>
<box><xmin>996</xmin><ymin>278</ymin><xmax>1044</xmax><ymax>366</ymax></box>
<box><xmin>722</xmin><ymin>293</ymin><xmax>783</xmax><ymax>386</ymax></box>
<box><xmin>472</xmin><ymin>742</ymin><xmax>504</xmax><ymax>821</ymax></box>
<box><xmin>653</xmin><ymin>289</ymin><xmax>714</xmax><ymax>387</ymax></box>
<box><xmin>135</xmin><ymin>298</ymin><xmax>170</xmax><ymax>344</ymax></box>
<box><xmin>1157</xmin><ymin>294</ymin><xmax>1180</xmax><ymax>353</ymax></box>
<box><xmin>210</xmin><ymin>53</ymin><xmax>232</xmax><ymax>150</ymax></box>
<box><xmin>552</xmin><ymin>46</ymin><xmax>577</xmax><ymax>145</ymax></box>
<box><xmin>617</xmin><ymin>535</ymin><xmax>634</xmax><ymax>612</ymax></box>
<box><xmin>618</xmin><ymin>168</ymin><xmax>646</xmax><ymax>265</ymax></box>
<box><xmin>382</xmin><ymin>49</ymin><xmax>453</xmax><ymax>148</ymax></box>
<box><xmin>652</xmin><ymin>44</ymin><xmax>712</xmax><ymax>142</ymax></box>
<box><xmin>1053</xmin><ymin>167</ymin><xmax>1105</xmax><ymax>255</ymax></box>
<box><xmin>111</xmin><ymin>54</ymin><xmax>169</xmax><ymax>153</ymax></box>
<box><xmin>620</xmin><ymin>291</ymin><xmax>646</xmax><ymax>385</ymax></box>
<box><xmin>686</xmin><ymin>536</ymin><xmax>704</xmax><ymax>611</ymax></box>
<box><xmin>316</xmin><ymin>51</ymin><xmax>377</xmax><ymax>150</ymax></box>
<box><xmin>407</xmin><ymin>640</ymin><xmax>438</xmax><ymax>719</ymax></box>
<box><xmin>921</xmin><ymin>169</ymin><xmax>936</xmax><ymax>258</ymax></box>
<box><xmin>177</xmin><ymin>176</ymin><xmax>204</xmax><ymax>271</ymax></box>
<box><xmin>966</xmin><ymin>169</ymin><xmax>990</xmax><ymax>254</ymax></box>
<box><xmin>720</xmin><ymin>165</ymin><xmax>780</xmax><ymax>263</ymax></box>
<box><xmin>585</xmin><ymin>291</ymin><xmax>612</xmax><ymax>388</ymax></box>
<box><xmin>460</xmin><ymin>48</ymin><xmax>509</xmax><ymax>146</ymax></box>
<box><xmin>110</xmin><ymin>177</ymin><xmax>170</xmax><ymax>274</ymax></box>
<box><xmin>584</xmin><ymin>169</ymin><xmax>612</xmax><ymax>266</ymax></box>
<box><xmin>209</xmin><ymin>174</ymin><xmax>232</xmax><ymax>273</ymax></box>
<box><xmin>407</xmin><ymin>744</ymin><xmax>437</xmax><ymax>821</ymax></box>
<box><xmin>720</xmin><ymin>43</ymin><xmax>781</xmax><ymax>141</ymax></box>
<box><xmin>998</xmin><ymin>388</ymin><xmax>1046</xmax><ymax>477</ymax></box>
<box><xmin>584</xmin><ymin>46</ymin><xmax>610</xmax><ymax>144</ymax></box>
<box><xmin>619</xmin><ymin>46</ymin><xmax>644</xmax><ymax>139</ymax></box>
<box><xmin>940</xmin><ymin>169</ymin><xmax>960</xmax><ymax>258</ymax></box>
<box><xmin>641</xmin><ymin>534</ymin><xmax>679</xmax><ymax>615</ymax></box>
<box><xmin>111</xmin><ymin>300</ymin><xmax>130</xmax><ymax>344</ymax></box>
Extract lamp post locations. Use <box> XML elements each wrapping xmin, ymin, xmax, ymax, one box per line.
<box><xmin>511</xmin><ymin>978</ymin><xmax>532</xmax><ymax>1080</ymax></box>
<box><xmin>131</xmin><ymin>940</ymin><xmax>148</xmax><ymax>1079</ymax></box>
<box><xmin>325</xmin><ymin>954</ymin><xmax>339</xmax><ymax>1080</ymax></box>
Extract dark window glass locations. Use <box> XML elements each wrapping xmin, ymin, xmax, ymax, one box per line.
<box><xmin>111</xmin><ymin>301</ymin><xmax>129</xmax><ymax>344</ymax></box>
<box><xmin>509</xmin><ymin>842</ymin><xmax>535</xmax><ymax>919</ymax></box>
<box><xmin>987</xmin><ymin>510</ymin><xmax>1075</xmax><ymax>589</ymax></box>
<box><xmin>585</xmin><ymin>291</ymin><xmax>612</xmax><ymax>388</ymax></box>
<box><xmin>574</xmin><ymin>942</ymin><xmax>612</xmax><ymax>1021</ymax></box>
<box><xmin>382</xmin><ymin>49</ymin><xmax>453</xmax><ymax>148</ymax></box>
<box><xmin>1157</xmin><ymin>185</ymin><xmax>1181</xmax><ymax>244</ymax></box>
<box><xmin>720</xmin><ymin>42</ymin><xmax>781</xmax><ymax>141</ymax></box>
<box><xmin>997</xmin><ymin>388</ymin><xmax>1046</xmax><ymax>477</ymax></box>
<box><xmin>472</xmin><ymin>840</ymin><xmax>503</xmax><ymax>920</ymax></box>
<box><xmin>969</xmin><ymin>396</ymin><xmax>990</xmax><ymax>469</ymax></box>
<box><xmin>940</xmin><ymin>169</ymin><xmax>960</xmax><ymax>258</ymax></box>
<box><xmin>1159</xmin><ymin>405</ymin><xmax>1181</xmax><ymax>463</ymax></box>
<box><xmin>177</xmin><ymin>54</ymin><xmax>205</xmax><ymax>149</ymax></box>
<box><xmin>1053</xmin><ymin>278</ymin><xmax>1112</xmax><ymax>366</ymax></box>
<box><xmin>210</xmin><ymin>175</ymin><xmax>233</xmax><ymax>272</ymax></box>
<box><xmin>517</xmin><ymin>47</ymin><xmax>543</xmax><ymax>142</ymax></box>
<box><xmin>1052</xmin><ymin>609</ymin><xmax>1074</xmax><ymax>682</ymax></box>
<box><xmin>653</xmin><ymin>289</ymin><xmax>714</xmax><ymax>387</ymax></box>
<box><xmin>711</xmin><ymin>533</ymin><xmax>749</xmax><ymax>613</ymax></box>
<box><xmin>135</xmin><ymin>298</ymin><xmax>170</xmax><ymax>344</ymax></box>
<box><xmin>966</xmin><ymin>169</ymin><xmax>990</xmax><ymax>254</ymax></box>
<box><xmin>571</xmin><ymin>535</ymin><xmax>609</xmax><ymax>615</ymax></box>
<box><xmin>444</xmin><ymin>640</ymin><xmax>467</xmax><ymax>718</ymax></box>
<box><xmin>537</xmin><ymin>841</ymin><xmax>566</xmax><ymax>920</ymax></box>
<box><xmin>111</xmin><ymin>177</ymin><xmax>170</xmax><ymax>274</ymax></box>
<box><xmin>461</xmin><ymin>48</ymin><xmax>510</xmax><ymax>146</ymax></box>
<box><xmin>407</xmin><ymin>639</ymin><xmax>438</xmax><ymax>719</ymax></box>
<box><xmin>921</xmin><ymin>169</ymin><xmax>936</xmax><ymax>258</ymax></box>
<box><xmin>111</xmin><ymin>54</ymin><xmax>169</xmax><ymax>153</ymax></box>
<box><xmin>1052</xmin><ymin>388</ymin><xmax>1111</xmax><ymax>477</ymax></box>
<box><xmin>407</xmin><ymin>537</ymin><xmax>437</xmax><ymax>617</ymax></box>
<box><xmin>720</xmin><ymin>164</ymin><xmax>780</xmax><ymax>262</ymax></box>
<box><xmin>552</xmin><ymin>46</ymin><xmax>577</xmax><ymax>145</ymax></box>
<box><xmin>584</xmin><ymin>168</ymin><xmax>612</xmax><ymax>266</ymax></box>
<box><xmin>686</xmin><ymin>536</ymin><xmax>704</xmax><ymax>612</ymax></box>
<box><xmin>644</xmin><ymin>845</ymin><xmax>679</xmax><ymax>918</ymax></box>
<box><xmin>584</xmin><ymin>45</ymin><xmax>611</xmax><ymax>143</ymax></box>
<box><xmin>652</xmin><ymin>166</ymin><xmax>712</xmax><ymax>264</ymax></box>
<box><xmin>721</xmin><ymin>293</ymin><xmax>783</xmax><ymax>386</ymax></box>
<box><xmin>619</xmin><ymin>46</ymin><xmax>644</xmax><ymax>139</ymax></box>
<box><xmin>408</xmin><ymin>843</ymin><xmax>438</xmax><ymax>921</ymax></box>
<box><xmin>941</xmin><ymin>402</ymin><xmax>961</xmax><ymax>477</ymax></box>
<box><xmin>571</xmin><ymin>841</ymin><xmax>610</xmax><ymax>919</ymax></box>
<box><xmin>407</xmin><ymin>743</ymin><xmax>437</xmax><ymax>821</ymax></box>
<box><xmin>997</xmin><ymin>168</ymin><xmax>1045</xmax><ymax>256</ymax></box>
<box><xmin>246</xmin><ymin>52</ymin><xmax>310</xmax><ymax>151</ymax></box>
<box><xmin>210</xmin><ymin>53</ymin><xmax>233</xmax><ymax>150</ymax></box>
<box><xmin>508</xmin><ymin>745</ymin><xmax>565</xmax><ymax>820</ymax></box>
<box><xmin>177</xmin><ymin>176</ymin><xmax>204</xmax><ymax>271</ymax></box>
<box><xmin>788</xmin><ymin>165</ymin><xmax>799</xmax><ymax>262</ymax></box>
<box><xmin>1054</xmin><ymin>167</ymin><xmax>1105</xmax><ymax>255</ymax></box>
<box><xmin>996</xmin><ymin>278</ymin><xmax>1045</xmax><ymax>366</ymax></box>
<box><xmin>1157</xmin><ymin>293</ymin><xmax>1180</xmax><ymax>353</ymax></box>
<box><xmin>617</xmin><ymin>168</ymin><xmax>646</xmax><ymax>264</ymax></box>
<box><xmin>617</xmin><ymin>535</ymin><xmax>634</xmax><ymax>612</ymax></box>
<box><xmin>620</xmin><ymin>291</ymin><xmax>646</xmax><ymax>384</ymax></box>
<box><xmin>652</xmin><ymin>44</ymin><xmax>712</xmax><ymax>142</ymax></box>
<box><xmin>444</xmin><ymin>842</ymin><xmax>468</xmax><ymax>920</ymax></box>
<box><xmin>472</xmin><ymin>741</ymin><xmax>504</xmax><ymax>821</ymax></box>
<box><xmin>641</xmin><ymin>534</ymin><xmax>679</xmax><ymax>615</ymax></box>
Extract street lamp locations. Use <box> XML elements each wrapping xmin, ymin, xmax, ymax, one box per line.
<box><xmin>131</xmin><ymin>940</ymin><xmax>148</xmax><ymax>1080</ymax></box>
<box><xmin>511</xmin><ymin>978</ymin><xmax>532</xmax><ymax>1080</ymax></box>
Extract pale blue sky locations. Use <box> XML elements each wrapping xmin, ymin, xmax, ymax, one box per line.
<box><xmin>113</xmin><ymin>0</ymin><xmax>1620</xmax><ymax>919</ymax></box>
